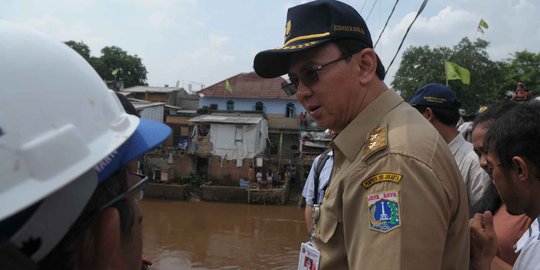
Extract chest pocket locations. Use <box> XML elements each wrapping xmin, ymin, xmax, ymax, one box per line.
<box><xmin>317</xmin><ymin>208</ymin><xmax>339</xmax><ymax>243</ymax></box>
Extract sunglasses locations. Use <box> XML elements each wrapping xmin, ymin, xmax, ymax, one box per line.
<box><xmin>281</xmin><ymin>54</ymin><xmax>352</xmax><ymax>96</ymax></box>
<box><xmin>98</xmin><ymin>171</ymin><xmax>148</xmax><ymax>212</ymax></box>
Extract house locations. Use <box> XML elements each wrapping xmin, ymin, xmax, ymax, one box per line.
<box><xmin>197</xmin><ymin>72</ymin><xmax>324</xmax><ymax>184</ymax></box>
<box><xmin>197</xmin><ymin>72</ymin><xmax>304</xmax><ymax>118</ymax></box>
<box><xmin>188</xmin><ymin>112</ymin><xmax>268</xmax><ymax>184</ymax></box>
<box><xmin>121</xmin><ymin>85</ymin><xmax>195</xmax><ymax>107</ymax></box>
<box><xmin>120</xmin><ymin>85</ymin><xmax>200</xmax><ymax>149</ymax></box>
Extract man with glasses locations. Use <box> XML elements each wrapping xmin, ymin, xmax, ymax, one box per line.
<box><xmin>0</xmin><ymin>22</ymin><xmax>170</xmax><ymax>270</ymax></box>
<box><xmin>253</xmin><ymin>1</ymin><xmax>469</xmax><ymax>269</ymax></box>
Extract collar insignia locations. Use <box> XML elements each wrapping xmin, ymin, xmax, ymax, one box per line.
<box><xmin>361</xmin><ymin>124</ymin><xmax>387</xmax><ymax>161</ymax></box>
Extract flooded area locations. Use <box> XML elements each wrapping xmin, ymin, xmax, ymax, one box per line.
<box><xmin>141</xmin><ymin>200</ymin><xmax>307</xmax><ymax>270</ymax></box>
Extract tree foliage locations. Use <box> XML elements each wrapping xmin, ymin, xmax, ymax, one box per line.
<box><xmin>64</xmin><ymin>41</ymin><xmax>148</xmax><ymax>88</ymax></box>
<box><xmin>391</xmin><ymin>37</ymin><xmax>540</xmax><ymax>114</ymax></box>
<box><xmin>64</xmin><ymin>40</ymin><xmax>91</xmax><ymax>61</ymax></box>
<box><xmin>503</xmin><ymin>51</ymin><xmax>540</xmax><ymax>94</ymax></box>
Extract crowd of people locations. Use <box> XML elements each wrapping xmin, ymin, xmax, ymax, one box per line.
<box><xmin>1</xmin><ymin>0</ymin><xmax>540</xmax><ymax>269</ymax></box>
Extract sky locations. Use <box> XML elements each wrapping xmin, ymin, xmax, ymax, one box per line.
<box><xmin>2</xmin><ymin>0</ymin><xmax>539</xmax><ymax>92</ymax></box>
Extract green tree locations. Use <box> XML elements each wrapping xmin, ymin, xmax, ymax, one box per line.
<box><xmin>98</xmin><ymin>46</ymin><xmax>148</xmax><ymax>87</ymax></box>
<box><xmin>391</xmin><ymin>45</ymin><xmax>451</xmax><ymax>99</ymax></box>
<box><xmin>502</xmin><ymin>51</ymin><xmax>540</xmax><ymax>95</ymax></box>
<box><xmin>392</xmin><ymin>38</ymin><xmax>505</xmax><ymax>114</ymax></box>
<box><xmin>64</xmin><ymin>41</ymin><xmax>148</xmax><ymax>88</ymax></box>
<box><xmin>64</xmin><ymin>40</ymin><xmax>91</xmax><ymax>61</ymax></box>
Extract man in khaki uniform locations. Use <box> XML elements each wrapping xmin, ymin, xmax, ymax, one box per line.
<box><xmin>253</xmin><ymin>0</ymin><xmax>470</xmax><ymax>269</ymax></box>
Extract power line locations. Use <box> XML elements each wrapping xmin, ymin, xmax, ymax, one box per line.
<box><xmin>365</xmin><ymin>0</ymin><xmax>379</xmax><ymax>22</ymax></box>
<box><xmin>385</xmin><ymin>0</ymin><xmax>428</xmax><ymax>76</ymax></box>
<box><xmin>374</xmin><ymin>0</ymin><xmax>400</xmax><ymax>49</ymax></box>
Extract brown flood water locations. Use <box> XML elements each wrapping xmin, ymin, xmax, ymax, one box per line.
<box><xmin>141</xmin><ymin>200</ymin><xmax>307</xmax><ymax>270</ymax></box>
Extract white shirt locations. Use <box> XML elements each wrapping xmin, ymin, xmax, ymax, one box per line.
<box><xmin>448</xmin><ymin>134</ymin><xmax>491</xmax><ymax>210</ymax></box>
<box><xmin>302</xmin><ymin>150</ymin><xmax>333</xmax><ymax>206</ymax></box>
<box><xmin>514</xmin><ymin>217</ymin><xmax>540</xmax><ymax>269</ymax></box>
<box><xmin>457</xmin><ymin>121</ymin><xmax>473</xmax><ymax>142</ymax></box>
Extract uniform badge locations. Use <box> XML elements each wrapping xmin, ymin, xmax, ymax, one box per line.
<box><xmin>361</xmin><ymin>173</ymin><xmax>402</xmax><ymax>189</ymax></box>
<box><xmin>367</xmin><ymin>190</ymin><xmax>400</xmax><ymax>233</ymax></box>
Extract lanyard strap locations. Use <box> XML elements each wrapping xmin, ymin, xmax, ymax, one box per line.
<box><xmin>308</xmin><ymin>204</ymin><xmax>321</xmax><ymax>242</ymax></box>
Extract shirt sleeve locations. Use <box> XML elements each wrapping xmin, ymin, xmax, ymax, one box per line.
<box><xmin>332</xmin><ymin>154</ymin><xmax>467</xmax><ymax>269</ymax></box>
<box><xmin>302</xmin><ymin>156</ymin><xmax>320</xmax><ymax>206</ymax></box>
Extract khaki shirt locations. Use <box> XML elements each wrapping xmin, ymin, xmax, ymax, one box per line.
<box><xmin>314</xmin><ymin>90</ymin><xmax>470</xmax><ymax>269</ymax></box>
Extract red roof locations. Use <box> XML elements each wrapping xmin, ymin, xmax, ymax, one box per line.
<box><xmin>198</xmin><ymin>72</ymin><xmax>295</xmax><ymax>100</ymax></box>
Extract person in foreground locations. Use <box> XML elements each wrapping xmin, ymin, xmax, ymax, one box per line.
<box><xmin>470</xmin><ymin>101</ymin><xmax>531</xmax><ymax>266</ymax></box>
<box><xmin>470</xmin><ymin>102</ymin><xmax>540</xmax><ymax>270</ymax></box>
<box><xmin>0</xmin><ymin>22</ymin><xmax>171</xmax><ymax>269</ymax></box>
<box><xmin>253</xmin><ymin>1</ymin><xmax>469</xmax><ymax>269</ymax></box>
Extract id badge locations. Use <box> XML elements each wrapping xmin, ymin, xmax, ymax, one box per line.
<box><xmin>298</xmin><ymin>242</ymin><xmax>320</xmax><ymax>270</ymax></box>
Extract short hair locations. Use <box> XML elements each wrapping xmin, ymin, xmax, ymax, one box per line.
<box><xmin>333</xmin><ymin>39</ymin><xmax>385</xmax><ymax>80</ymax></box>
<box><xmin>472</xmin><ymin>101</ymin><xmax>518</xmax><ymax>130</ymax></box>
<box><xmin>413</xmin><ymin>105</ymin><xmax>460</xmax><ymax>126</ymax></box>
<box><xmin>484</xmin><ymin>101</ymin><xmax>540</xmax><ymax>172</ymax></box>
<box><xmin>115</xmin><ymin>92</ymin><xmax>139</xmax><ymax>117</ymax></box>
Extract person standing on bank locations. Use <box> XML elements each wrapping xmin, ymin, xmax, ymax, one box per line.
<box><xmin>253</xmin><ymin>1</ymin><xmax>469</xmax><ymax>269</ymax></box>
<box><xmin>409</xmin><ymin>83</ymin><xmax>491</xmax><ymax>216</ymax></box>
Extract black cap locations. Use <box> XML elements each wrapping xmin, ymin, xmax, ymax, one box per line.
<box><xmin>253</xmin><ymin>0</ymin><xmax>385</xmax><ymax>79</ymax></box>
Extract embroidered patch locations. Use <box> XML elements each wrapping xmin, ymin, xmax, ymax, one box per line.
<box><xmin>361</xmin><ymin>173</ymin><xmax>402</xmax><ymax>189</ymax></box>
<box><xmin>367</xmin><ymin>190</ymin><xmax>401</xmax><ymax>233</ymax></box>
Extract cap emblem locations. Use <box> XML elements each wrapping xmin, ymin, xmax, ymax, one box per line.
<box><xmin>285</xmin><ymin>20</ymin><xmax>292</xmax><ymax>39</ymax></box>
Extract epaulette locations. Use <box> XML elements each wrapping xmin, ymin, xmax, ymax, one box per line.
<box><xmin>361</xmin><ymin>124</ymin><xmax>388</xmax><ymax>162</ymax></box>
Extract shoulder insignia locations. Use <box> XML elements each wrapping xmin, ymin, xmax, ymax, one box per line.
<box><xmin>361</xmin><ymin>124</ymin><xmax>388</xmax><ymax>161</ymax></box>
<box><xmin>367</xmin><ymin>190</ymin><xmax>401</xmax><ymax>233</ymax></box>
<box><xmin>361</xmin><ymin>173</ymin><xmax>402</xmax><ymax>189</ymax></box>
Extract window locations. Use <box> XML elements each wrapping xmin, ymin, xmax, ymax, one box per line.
<box><xmin>286</xmin><ymin>103</ymin><xmax>295</xmax><ymax>118</ymax></box>
<box><xmin>226</xmin><ymin>100</ymin><xmax>234</xmax><ymax>111</ymax></box>
<box><xmin>210</xmin><ymin>104</ymin><xmax>218</xmax><ymax>110</ymax></box>
<box><xmin>254</xmin><ymin>101</ymin><xmax>264</xmax><ymax>112</ymax></box>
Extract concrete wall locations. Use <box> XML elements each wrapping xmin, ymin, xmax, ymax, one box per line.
<box><xmin>201</xmin><ymin>184</ymin><xmax>248</xmax><ymax>203</ymax></box>
<box><xmin>207</xmin><ymin>156</ymin><xmax>253</xmax><ymax>185</ymax></box>
<box><xmin>145</xmin><ymin>153</ymin><xmax>196</xmax><ymax>181</ymax></box>
<box><xmin>144</xmin><ymin>183</ymin><xmax>189</xmax><ymax>200</ymax></box>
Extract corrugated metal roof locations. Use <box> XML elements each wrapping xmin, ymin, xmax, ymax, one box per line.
<box><xmin>189</xmin><ymin>115</ymin><xmax>263</xmax><ymax>124</ymax></box>
<box><xmin>130</xmin><ymin>99</ymin><xmax>165</xmax><ymax>109</ymax></box>
<box><xmin>197</xmin><ymin>72</ymin><xmax>295</xmax><ymax>100</ymax></box>
<box><xmin>122</xmin><ymin>86</ymin><xmax>182</xmax><ymax>93</ymax></box>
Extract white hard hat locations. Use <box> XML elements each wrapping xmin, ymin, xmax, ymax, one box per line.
<box><xmin>0</xmin><ymin>22</ymin><xmax>153</xmax><ymax>263</ymax></box>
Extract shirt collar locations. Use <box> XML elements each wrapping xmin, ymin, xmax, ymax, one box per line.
<box><xmin>333</xmin><ymin>90</ymin><xmax>404</xmax><ymax>162</ymax></box>
<box><xmin>447</xmin><ymin>133</ymin><xmax>465</xmax><ymax>156</ymax></box>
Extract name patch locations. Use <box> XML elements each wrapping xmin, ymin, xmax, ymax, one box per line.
<box><xmin>367</xmin><ymin>190</ymin><xmax>401</xmax><ymax>233</ymax></box>
<box><xmin>361</xmin><ymin>173</ymin><xmax>402</xmax><ymax>189</ymax></box>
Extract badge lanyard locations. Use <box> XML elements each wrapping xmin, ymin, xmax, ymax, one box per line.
<box><xmin>308</xmin><ymin>204</ymin><xmax>320</xmax><ymax>242</ymax></box>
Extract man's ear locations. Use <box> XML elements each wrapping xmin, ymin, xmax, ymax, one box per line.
<box><xmin>424</xmin><ymin>107</ymin><xmax>435</xmax><ymax>122</ymax></box>
<box><xmin>354</xmin><ymin>48</ymin><xmax>377</xmax><ymax>83</ymax></box>
<box><xmin>90</xmin><ymin>208</ymin><xmax>121</xmax><ymax>269</ymax></box>
<box><xmin>512</xmin><ymin>156</ymin><xmax>529</xmax><ymax>182</ymax></box>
